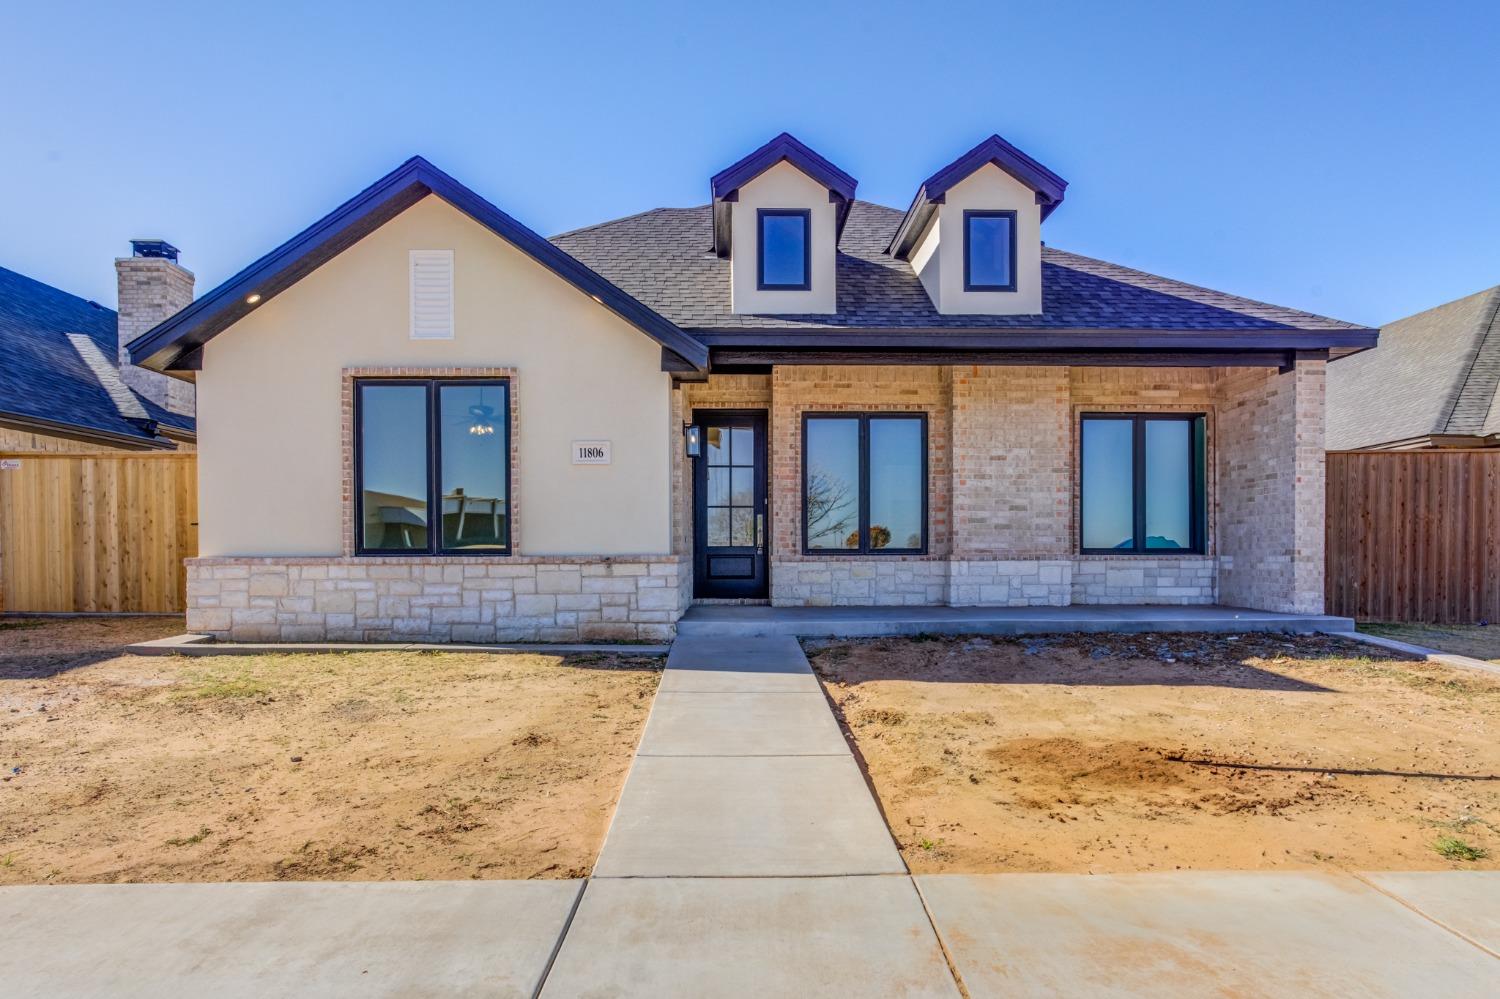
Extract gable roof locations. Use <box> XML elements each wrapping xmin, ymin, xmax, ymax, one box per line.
<box><xmin>552</xmin><ymin>200</ymin><xmax>1375</xmax><ymax>348</ymax></box>
<box><xmin>1327</xmin><ymin>285</ymin><xmax>1500</xmax><ymax>449</ymax></box>
<box><xmin>709</xmin><ymin>133</ymin><xmax>858</xmax><ymax>255</ymax></box>
<box><xmin>126</xmin><ymin>156</ymin><xmax>709</xmax><ymax>373</ymax></box>
<box><xmin>889</xmin><ymin>134</ymin><xmax>1069</xmax><ymax>259</ymax></box>
<box><xmin>0</xmin><ymin>265</ymin><xmax>193</xmax><ymax>449</ymax></box>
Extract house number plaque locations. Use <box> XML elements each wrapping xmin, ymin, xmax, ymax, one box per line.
<box><xmin>572</xmin><ymin>441</ymin><xmax>611</xmax><ymax>464</ymax></box>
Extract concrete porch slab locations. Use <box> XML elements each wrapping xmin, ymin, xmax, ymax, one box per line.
<box><xmin>0</xmin><ymin>880</ymin><xmax>583</xmax><ymax>999</ymax></box>
<box><xmin>128</xmin><ymin>633</ymin><xmax>671</xmax><ymax>657</ymax></box>
<box><xmin>916</xmin><ymin>872</ymin><xmax>1500</xmax><ymax>998</ymax></box>
<box><xmin>540</xmin><ymin>876</ymin><xmax>959</xmax><ymax>998</ymax></box>
<box><xmin>1362</xmin><ymin>871</ymin><xmax>1500</xmax><ymax>955</ymax></box>
<box><xmin>593</xmin><ymin>755</ymin><xmax>905</xmax><ymax>877</ymax></box>
<box><xmin>678</xmin><ymin>603</ymin><xmax>1356</xmax><ymax>639</ymax></box>
<box><xmin>637</xmin><ymin>691</ymin><xmax>849</xmax><ymax>757</ymax></box>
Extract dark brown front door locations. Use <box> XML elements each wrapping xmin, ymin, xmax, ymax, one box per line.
<box><xmin>693</xmin><ymin>409</ymin><xmax>768</xmax><ymax>599</ymax></box>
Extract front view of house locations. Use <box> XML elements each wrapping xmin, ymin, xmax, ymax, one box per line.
<box><xmin>129</xmin><ymin>134</ymin><xmax>1377</xmax><ymax>642</ymax></box>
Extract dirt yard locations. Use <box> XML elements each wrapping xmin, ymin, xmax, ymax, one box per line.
<box><xmin>809</xmin><ymin>632</ymin><xmax>1500</xmax><ymax>875</ymax></box>
<box><xmin>0</xmin><ymin>616</ymin><xmax>660</xmax><ymax>883</ymax></box>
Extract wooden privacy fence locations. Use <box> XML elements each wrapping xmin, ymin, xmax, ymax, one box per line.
<box><xmin>0</xmin><ymin>452</ymin><xmax>197</xmax><ymax>614</ymax></box>
<box><xmin>1326</xmin><ymin>450</ymin><xmax>1500</xmax><ymax>624</ymax></box>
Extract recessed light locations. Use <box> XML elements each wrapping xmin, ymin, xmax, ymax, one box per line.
<box><xmin>245</xmin><ymin>293</ymin><xmax>262</xmax><ymax>305</ymax></box>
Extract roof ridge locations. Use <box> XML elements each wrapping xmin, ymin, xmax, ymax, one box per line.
<box><xmin>1441</xmin><ymin>285</ymin><xmax>1500</xmax><ymax>434</ymax></box>
<box><xmin>66</xmin><ymin>332</ymin><xmax>150</xmax><ymax>422</ymax></box>
<box><xmin>1041</xmin><ymin>246</ymin><xmax>1362</xmax><ymax>330</ymax></box>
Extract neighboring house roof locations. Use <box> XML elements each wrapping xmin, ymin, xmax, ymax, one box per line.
<box><xmin>552</xmin><ymin>200</ymin><xmax>1372</xmax><ymax>342</ymax></box>
<box><xmin>0</xmin><ymin>265</ymin><xmax>193</xmax><ymax>448</ymax></box>
<box><xmin>127</xmin><ymin>156</ymin><xmax>709</xmax><ymax>373</ymax></box>
<box><xmin>1326</xmin><ymin>285</ymin><xmax>1500</xmax><ymax>450</ymax></box>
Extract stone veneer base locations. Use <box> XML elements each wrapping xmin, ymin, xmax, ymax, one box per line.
<box><xmin>186</xmin><ymin>556</ymin><xmax>692</xmax><ymax>643</ymax></box>
<box><xmin>770</xmin><ymin>557</ymin><xmax>1218</xmax><ymax>608</ymax></box>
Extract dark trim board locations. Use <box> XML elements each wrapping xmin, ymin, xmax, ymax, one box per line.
<box><xmin>692</xmin><ymin>328</ymin><xmax>1376</xmax><ymax>350</ymax></box>
<box><xmin>709</xmin><ymin>348</ymin><xmax>1330</xmax><ymax>369</ymax></box>
<box><xmin>0</xmin><ymin>412</ymin><xmax>177</xmax><ymax>451</ymax></box>
<box><xmin>127</xmin><ymin>157</ymin><xmax>708</xmax><ymax>374</ymax></box>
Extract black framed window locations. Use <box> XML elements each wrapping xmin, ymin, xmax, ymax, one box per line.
<box><xmin>963</xmin><ymin>209</ymin><xmax>1017</xmax><ymax>292</ymax></box>
<box><xmin>355</xmin><ymin>378</ymin><xmax>511</xmax><ymax>556</ymax></box>
<box><xmin>1080</xmin><ymin>413</ymin><xmax>1205</xmax><ymax>555</ymax></box>
<box><xmin>803</xmin><ymin>413</ymin><xmax>927</xmax><ymax>554</ymax></box>
<box><xmin>757</xmin><ymin>208</ymin><xmax>811</xmax><ymax>290</ymax></box>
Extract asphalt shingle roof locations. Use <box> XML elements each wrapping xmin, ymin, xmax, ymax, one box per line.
<box><xmin>1327</xmin><ymin>285</ymin><xmax>1500</xmax><ymax>449</ymax></box>
<box><xmin>551</xmin><ymin>200</ymin><xmax>1365</xmax><ymax>333</ymax></box>
<box><xmin>0</xmin><ymin>265</ymin><xmax>194</xmax><ymax>446</ymax></box>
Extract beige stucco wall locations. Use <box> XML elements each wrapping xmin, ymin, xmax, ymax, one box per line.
<box><xmin>931</xmin><ymin>163</ymin><xmax>1043</xmax><ymax>315</ymax></box>
<box><xmin>729</xmin><ymin>161</ymin><xmax>838</xmax><ymax>314</ymax></box>
<box><xmin>196</xmin><ymin>195</ymin><xmax>674</xmax><ymax>557</ymax></box>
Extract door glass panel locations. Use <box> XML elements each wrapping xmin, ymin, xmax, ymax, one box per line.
<box><xmin>1081</xmin><ymin>418</ymin><xmax>1135</xmax><ymax>550</ymax></box>
<box><xmin>707</xmin><ymin>507</ymin><xmax>731</xmax><ymax>546</ymax></box>
<box><xmin>359</xmin><ymin>384</ymin><xmax>429</xmax><ymax>551</ymax></box>
<box><xmin>730</xmin><ymin>467</ymin><xmax>754</xmax><ymax>506</ymax></box>
<box><xmin>805</xmin><ymin>417</ymin><xmax>861</xmax><ymax>549</ymax></box>
<box><xmin>729</xmin><ymin>427</ymin><xmax>754</xmax><ymax>466</ymax></box>
<box><xmin>731</xmin><ymin>508</ymin><xmax>755</xmax><ymax>547</ymax></box>
<box><xmin>707</xmin><ymin>467</ymin><xmax>729</xmax><ymax>507</ymax></box>
<box><xmin>1144</xmin><ymin>419</ymin><xmax>1191</xmax><ymax>550</ymax></box>
<box><xmin>868</xmin><ymin>418</ymin><xmax>923</xmax><ymax>550</ymax></box>
<box><xmin>706</xmin><ymin>427</ymin><xmax>727</xmax><ymax>465</ymax></box>
<box><xmin>438</xmin><ymin>383</ymin><xmax>508</xmax><ymax>551</ymax></box>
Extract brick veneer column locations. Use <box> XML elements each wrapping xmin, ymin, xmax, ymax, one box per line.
<box><xmin>1215</xmin><ymin>360</ymin><xmax>1326</xmax><ymax>613</ymax></box>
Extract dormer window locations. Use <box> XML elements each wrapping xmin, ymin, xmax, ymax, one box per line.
<box><xmin>757</xmin><ymin>209</ymin><xmax>811</xmax><ymax>290</ymax></box>
<box><xmin>963</xmin><ymin>210</ymin><xmax>1017</xmax><ymax>292</ymax></box>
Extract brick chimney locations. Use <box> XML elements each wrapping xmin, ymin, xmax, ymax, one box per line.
<box><xmin>115</xmin><ymin>239</ymin><xmax>196</xmax><ymax>416</ymax></box>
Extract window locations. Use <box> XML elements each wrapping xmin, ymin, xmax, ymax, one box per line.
<box><xmin>1080</xmin><ymin>413</ymin><xmax>1205</xmax><ymax>554</ymax></box>
<box><xmin>757</xmin><ymin>208</ymin><xmax>811</xmax><ymax>290</ymax></box>
<box><xmin>355</xmin><ymin>378</ymin><xmax>510</xmax><ymax>555</ymax></box>
<box><xmin>963</xmin><ymin>210</ymin><xmax>1017</xmax><ymax>292</ymax></box>
<box><xmin>803</xmin><ymin>413</ymin><xmax>926</xmax><ymax>554</ymax></box>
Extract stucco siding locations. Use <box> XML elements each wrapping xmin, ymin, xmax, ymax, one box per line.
<box><xmin>196</xmin><ymin>195</ymin><xmax>674</xmax><ymax>558</ymax></box>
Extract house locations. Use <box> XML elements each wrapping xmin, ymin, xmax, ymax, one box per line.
<box><xmin>127</xmin><ymin>133</ymin><xmax>1377</xmax><ymax>643</ymax></box>
<box><xmin>1</xmin><ymin>242</ymin><xmax>196</xmax><ymax>451</ymax></box>
<box><xmin>1327</xmin><ymin>285</ymin><xmax>1500</xmax><ymax>450</ymax></box>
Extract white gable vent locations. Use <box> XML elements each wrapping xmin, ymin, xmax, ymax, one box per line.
<box><xmin>409</xmin><ymin>249</ymin><xmax>454</xmax><ymax>339</ymax></box>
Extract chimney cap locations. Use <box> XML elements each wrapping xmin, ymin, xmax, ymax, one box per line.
<box><xmin>130</xmin><ymin>239</ymin><xmax>180</xmax><ymax>262</ymax></box>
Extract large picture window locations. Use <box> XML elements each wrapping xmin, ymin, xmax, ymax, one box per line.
<box><xmin>1080</xmin><ymin>413</ymin><xmax>1205</xmax><ymax>554</ymax></box>
<box><xmin>803</xmin><ymin>413</ymin><xmax>927</xmax><ymax>554</ymax></box>
<box><xmin>355</xmin><ymin>378</ymin><xmax>510</xmax><ymax>555</ymax></box>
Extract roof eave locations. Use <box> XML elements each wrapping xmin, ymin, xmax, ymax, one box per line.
<box><xmin>128</xmin><ymin>157</ymin><xmax>708</xmax><ymax>373</ymax></box>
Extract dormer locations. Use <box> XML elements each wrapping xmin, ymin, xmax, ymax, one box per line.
<box><xmin>711</xmin><ymin>133</ymin><xmax>857</xmax><ymax>315</ymax></box>
<box><xmin>888</xmin><ymin>135</ymin><xmax>1067</xmax><ymax>316</ymax></box>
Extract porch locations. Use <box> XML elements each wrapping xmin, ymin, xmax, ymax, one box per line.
<box><xmin>676</xmin><ymin>602</ymin><xmax>1355</xmax><ymax>638</ymax></box>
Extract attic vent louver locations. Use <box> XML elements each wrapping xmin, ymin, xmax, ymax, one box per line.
<box><xmin>410</xmin><ymin>249</ymin><xmax>454</xmax><ymax>339</ymax></box>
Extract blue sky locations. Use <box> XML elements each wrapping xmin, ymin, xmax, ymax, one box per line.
<box><xmin>3</xmin><ymin>0</ymin><xmax>1497</xmax><ymax>327</ymax></box>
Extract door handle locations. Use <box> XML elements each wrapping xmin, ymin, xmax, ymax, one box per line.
<box><xmin>756</xmin><ymin>513</ymin><xmax>764</xmax><ymax>551</ymax></box>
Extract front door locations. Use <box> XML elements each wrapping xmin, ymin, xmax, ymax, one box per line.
<box><xmin>693</xmin><ymin>409</ymin><xmax>768</xmax><ymax>599</ymax></box>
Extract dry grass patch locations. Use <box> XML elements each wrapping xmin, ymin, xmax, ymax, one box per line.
<box><xmin>1360</xmin><ymin>622</ymin><xmax>1500</xmax><ymax>663</ymax></box>
<box><xmin>809</xmin><ymin>632</ymin><xmax>1500</xmax><ymax>875</ymax></box>
<box><xmin>1</xmin><ymin>617</ymin><xmax>660</xmax><ymax>883</ymax></box>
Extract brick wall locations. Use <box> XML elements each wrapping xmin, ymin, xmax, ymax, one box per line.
<box><xmin>1215</xmin><ymin>361</ymin><xmax>1326</xmax><ymax>613</ymax></box>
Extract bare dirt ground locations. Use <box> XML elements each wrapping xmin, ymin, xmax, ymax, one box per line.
<box><xmin>0</xmin><ymin>616</ymin><xmax>660</xmax><ymax>883</ymax></box>
<box><xmin>809</xmin><ymin>632</ymin><xmax>1500</xmax><ymax>875</ymax></box>
<box><xmin>1361</xmin><ymin>622</ymin><xmax>1500</xmax><ymax>663</ymax></box>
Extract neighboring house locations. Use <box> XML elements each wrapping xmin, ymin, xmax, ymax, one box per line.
<box><xmin>1327</xmin><ymin>286</ymin><xmax>1500</xmax><ymax>450</ymax></box>
<box><xmin>1</xmin><ymin>242</ymin><xmax>196</xmax><ymax>451</ymax></box>
<box><xmin>127</xmin><ymin>133</ymin><xmax>1376</xmax><ymax>643</ymax></box>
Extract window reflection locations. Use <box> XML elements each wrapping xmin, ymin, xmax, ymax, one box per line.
<box><xmin>360</xmin><ymin>385</ymin><xmax>428</xmax><ymax>551</ymax></box>
<box><xmin>805</xmin><ymin>418</ymin><xmax>861</xmax><ymax>549</ymax></box>
<box><xmin>440</xmin><ymin>383</ymin><xmax>508</xmax><ymax>550</ymax></box>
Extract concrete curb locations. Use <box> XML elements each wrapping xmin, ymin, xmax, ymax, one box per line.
<box><xmin>125</xmin><ymin>633</ymin><xmax>670</xmax><ymax>657</ymax></box>
<box><xmin>1326</xmin><ymin>629</ymin><xmax>1500</xmax><ymax>677</ymax></box>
